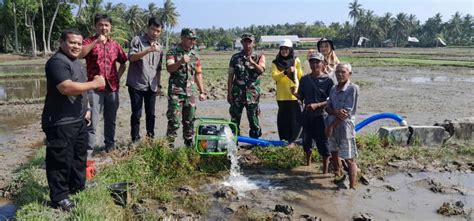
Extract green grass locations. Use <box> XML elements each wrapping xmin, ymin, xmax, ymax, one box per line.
<box><xmin>12</xmin><ymin>139</ymin><xmax>230</xmax><ymax>220</ymax></box>
<box><xmin>253</xmin><ymin>146</ymin><xmax>305</xmax><ymax>169</ymax></box>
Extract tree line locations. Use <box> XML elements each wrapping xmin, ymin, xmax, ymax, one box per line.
<box><xmin>0</xmin><ymin>0</ymin><xmax>472</xmax><ymax>56</ymax></box>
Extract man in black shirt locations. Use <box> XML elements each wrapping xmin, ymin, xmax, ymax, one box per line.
<box><xmin>41</xmin><ymin>28</ymin><xmax>105</xmax><ymax>211</ymax></box>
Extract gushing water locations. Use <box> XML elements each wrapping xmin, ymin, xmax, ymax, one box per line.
<box><xmin>221</xmin><ymin>126</ymin><xmax>268</xmax><ymax>193</ymax></box>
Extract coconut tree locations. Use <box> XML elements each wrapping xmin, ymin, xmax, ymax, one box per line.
<box><xmin>378</xmin><ymin>12</ymin><xmax>393</xmax><ymax>46</ymax></box>
<box><xmin>446</xmin><ymin>12</ymin><xmax>463</xmax><ymax>44</ymax></box>
<box><xmin>406</xmin><ymin>14</ymin><xmax>419</xmax><ymax>37</ymax></box>
<box><xmin>76</xmin><ymin>0</ymin><xmax>103</xmax><ymax>36</ymax></box>
<box><xmin>145</xmin><ymin>2</ymin><xmax>161</xmax><ymax>21</ymax></box>
<box><xmin>461</xmin><ymin>14</ymin><xmax>473</xmax><ymax>45</ymax></box>
<box><xmin>160</xmin><ymin>0</ymin><xmax>179</xmax><ymax>50</ymax></box>
<box><xmin>125</xmin><ymin>5</ymin><xmax>145</xmax><ymax>38</ymax></box>
<box><xmin>393</xmin><ymin>12</ymin><xmax>407</xmax><ymax>47</ymax></box>
<box><xmin>348</xmin><ymin>0</ymin><xmax>362</xmax><ymax>47</ymax></box>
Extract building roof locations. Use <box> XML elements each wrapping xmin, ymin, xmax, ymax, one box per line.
<box><xmin>260</xmin><ymin>35</ymin><xmax>300</xmax><ymax>43</ymax></box>
<box><xmin>408</xmin><ymin>36</ymin><xmax>419</xmax><ymax>43</ymax></box>
<box><xmin>299</xmin><ymin>37</ymin><xmax>321</xmax><ymax>43</ymax></box>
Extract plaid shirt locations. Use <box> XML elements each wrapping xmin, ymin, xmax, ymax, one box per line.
<box><xmin>83</xmin><ymin>36</ymin><xmax>127</xmax><ymax>92</ymax></box>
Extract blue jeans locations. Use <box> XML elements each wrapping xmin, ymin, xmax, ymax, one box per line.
<box><xmin>87</xmin><ymin>90</ymin><xmax>119</xmax><ymax>149</ymax></box>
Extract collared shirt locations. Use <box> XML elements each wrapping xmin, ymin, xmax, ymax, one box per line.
<box><xmin>166</xmin><ymin>44</ymin><xmax>201</xmax><ymax>96</ymax></box>
<box><xmin>126</xmin><ymin>34</ymin><xmax>163</xmax><ymax>92</ymax></box>
<box><xmin>42</xmin><ymin>50</ymin><xmax>88</xmax><ymax>129</ymax></box>
<box><xmin>228</xmin><ymin>51</ymin><xmax>266</xmax><ymax>104</ymax></box>
<box><xmin>326</xmin><ymin>81</ymin><xmax>359</xmax><ymax>139</ymax></box>
<box><xmin>83</xmin><ymin>36</ymin><xmax>127</xmax><ymax>92</ymax></box>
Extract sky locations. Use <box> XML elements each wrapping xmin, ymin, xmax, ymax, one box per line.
<box><xmin>107</xmin><ymin>0</ymin><xmax>473</xmax><ymax>30</ymax></box>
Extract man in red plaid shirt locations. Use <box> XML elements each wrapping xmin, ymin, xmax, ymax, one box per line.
<box><xmin>79</xmin><ymin>13</ymin><xmax>127</xmax><ymax>152</ymax></box>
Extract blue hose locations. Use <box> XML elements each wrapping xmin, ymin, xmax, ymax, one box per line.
<box><xmin>355</xmin><ymin>112</ymin><xmax>407</xmax><ymax>132</ymax></box>
<box><xmin>237</xmin><ymin>112</ymin><xmax>407</xmax><ymax>147</ymax></box>
<box><xmin>237</xmin><ymin>136</ymin><xmax>287</xmax><ymax>147</ymax></box>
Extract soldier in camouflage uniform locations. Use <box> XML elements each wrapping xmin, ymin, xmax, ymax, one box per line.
<box><xmin>166</xmin><ymin>28</ymin><xmax>206</xmax><ymax>147</ymax></box>
<box><xmin>227</xmin><ymin>33</ymin><xmax>266</xmax><ymax>138</ymax></box>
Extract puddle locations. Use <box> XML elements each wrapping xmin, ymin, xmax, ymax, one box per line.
<box><xmin>406</xmin><ymin>76</ymin><xmax>474</xmax><ymax>83</ymax></box>
<box><xmin>347</xmin><ymin>172</ymin><xmax>474</xmax><ymax>220</ymax></box>
<box><xmin>0</xmin><ymin>79</ymin><xmax>46</xmax><ymax>101</ymax></box>
<box><xmin>205</xmin><ymin>169</ymin><xmax>474</xmax><ymax>220</ymax></box>
<box><xmin>0</xmin><ymin>199</ymin><xmax>15</xmax><ymax>221</ymax></box>
<box><xmin>0</xmin><ymin>111</ymin><xmax>38</xmax><ymax>149</ymax></box>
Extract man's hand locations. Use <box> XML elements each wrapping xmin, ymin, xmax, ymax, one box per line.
<box><xmin>85</xmin><ymin>110</ymin><xmax>92</xmax><ymax>126</ymax></box>
<box><xmin>335</xmin><ymin>109</ymin><xmax>349</xmax><ymax>120</ymax></box>
<box><xmin>148</xmin><ymin>42</ymin><xmax>159</xmax><ymax>53</ymax></box>
<box><xmin>180</xmin><ymin>54</ymin><xmax>191</xmax><ymax>64</ymax></box>
<box><xmin>305</xmin><ymin>103</ymin><xmax>319</xmax><ymax>111</ymax></box>
<box><xmin>199</xmin><ymin>93</ymin><xmax>206</xmax><ymax>101</ymax></box>
<box><xmin>96</xmin><ymin>34</ymin><xmax>107</xmax><ymax>43</ymax></box>
<box><xmin>93</xmin><ymin>75</ymin><xmax>106</xmax><ymax>89</ymax></box>
<box><xmin>227</xmin><ymin>93</ymin><xmax>233</xmax><ymax>104</ymax></box>
<box><xmin>290</xmin><ymin>86</ymin><xmax>297</xmax><ymax>95</ymax></box>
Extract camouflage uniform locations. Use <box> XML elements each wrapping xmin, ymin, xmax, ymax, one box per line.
<box><xmin>166</xmin><ymin>29</ymin><xmax>201</xmax><ymax>146</ymax></box>
<box><xmin>228</xmin><ymin>35</ymin><xmax>265</xmax><ymax>138</ymax></box>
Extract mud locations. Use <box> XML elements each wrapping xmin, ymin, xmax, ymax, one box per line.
<box><xmin>0</xmin><ymin>64</ymin><xmax>473</xmax><ymax>219</ymax></box>
<box><xmin>204</xmin><ymin>168</ymin><xmax>473</xmax><ymax>220</ymax></box>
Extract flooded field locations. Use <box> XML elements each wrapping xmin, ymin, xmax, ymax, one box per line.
<box><xmin>0</xmin><ymin>48</ymin><xmax>473</xmax><ymax>219</ymax></box>
<box><xmin>0</xmin><ymin>79</ymin><xmax>46</xmax><ymax>101</ymax></box>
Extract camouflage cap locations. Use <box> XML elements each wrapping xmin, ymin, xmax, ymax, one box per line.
<box><xmin>241</xmin><ymin>33</ymin><xmax>255</xmax><ymax>42</ymax></box>
<box><xmin>181</xmin><ymin>28</ymin><xmax>197</xmax><ymax>39</ymax></box>
<box><xmin>308</xmin><ymin>51</ymin><xmax>324</xmax><ymax>61</ymax></box>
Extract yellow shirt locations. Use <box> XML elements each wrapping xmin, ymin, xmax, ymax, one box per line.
<box><xmin>271</xmin><ymin>57</ymin><xmax>303</xmax><ymax>101</ymax></box>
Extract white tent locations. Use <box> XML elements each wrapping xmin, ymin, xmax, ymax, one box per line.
<box><xmin>357</xmin><ymin>37</ymin><xmax>370</xmax><ymax>46</ymax></box>
<box><xmin>436</xmin><ymin>37</ymin><xmax>447</xmax><ymax>46</ymax></box>
<box><xmin>407</xmin><ymin>36</ymin><xmax>419</xmax><ymax>43</ymax></box>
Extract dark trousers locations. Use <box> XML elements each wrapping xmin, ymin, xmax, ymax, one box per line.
<box><xmin>128</xmin><ymin>87</ymin><xmax>157</xmax><ymax>141</ymax></box>
<box><xmin>302</xmin><ymin>113</ymin><xmax>330</xmax><ymax>157</ymax></box>
<box><xmin>277</xmin><ymin>100</ymin><xmax>302</xmax><ymax>143</ymax></box>
<box><xmin>44</xmin><ymin>120</ymin><xmax>88</xmax><ymax>203</ymax></box>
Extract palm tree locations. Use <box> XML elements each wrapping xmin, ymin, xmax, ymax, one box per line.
<box><xmin>348</xmin><ymin>0</ymin><xmax>362</xmax><ymax>47</ymax></box>
<box><xmin>461</xmin><ymin>14</ymin><xmax>473</xmax><ymax>44</ymax></box>
<box><xmin>393</xmin><ymin>12</ymin><xmax>407</xmax><ymax>47</ymax></box>
<box><xmin>407</xmin><ymin>14</ymin><xmax>419</xmax><ymax>37</ymax></box>
<box><xmin>145</xmin><ymin>2</ymin><xmax>160</xmax><ymax>21</ymax></box>
<box><xmin>379</xmin><ymin>12</ymin><xmax>393</xmax><ymax>45</ymax></box>
<box><xmin>76</xmin><ymin>0</ymin><xmax>103</xmax><ymax>36</ymax></box>
<box><xmin>446</xmin><ymin>12</ymin><xmax>463</xmax><ymax>44</ymax></box>
<box><xmin>160</xmin><ymin>0</ymin><xmax>179</xmax><ymax>50</ymax></box>
<box><xmin>125</xmin><ymin>5</ymin><xmax>145</xmax><ymax>38</ymax></box>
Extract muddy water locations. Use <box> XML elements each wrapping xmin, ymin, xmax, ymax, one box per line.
<box><xmin>205</xmin><ymin>168</ymin><xmax>474</xmax><ymax>220</ymax></box>
<box><xmin>0</xmin><ymin>65</ymin><xmax>43</xmax><ymax>74</ymax></box>
<box><xmin>0</xmin><ymin>79</ymin><xmax>46</xmax><ymax>101</ymax></box>
<box><xmin>0</xmin><ymin>199</ymin><xmax>15</xmax><ymax>221</ymax></box>
<box><xmin>0</xmin><ymin>105</ymin><xmax>41</xmax><ymax>189</ymax></box>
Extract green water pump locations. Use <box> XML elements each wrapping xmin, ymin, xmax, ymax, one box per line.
<box><xmin>194</xmin><ymin>117</ymin><xmax>238</xmax><ymax>155</ymax></box>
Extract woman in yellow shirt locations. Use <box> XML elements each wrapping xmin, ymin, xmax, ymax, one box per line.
<box><xmin>271</xmin><ymin>39</ymin><xmax>304</xmax><ymax>145</ymax></box>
